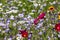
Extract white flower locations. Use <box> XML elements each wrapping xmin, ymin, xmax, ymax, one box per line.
<box><xmin>16</xmin><ymin>37</ymin><xmax>20</xmax><ymax>40</ymax></box>
<box><xmin>46</xmin><ymin>18</ymin><xmax>48</xmax><ymax>21</ymax></box>
<box><xmin>58</xmin><ymin>34</ymin><xmax>60</xmax><ymax>38</ymax></box>
<box><xmin>19</xmin><ymin>1</ymin><xmax>22</xmax><ymax>3</ymax></box>
<box><xmin>28</xmin><ymin>0</ymin><xmax>32</xmax><ymax>2</ymax></box>
<box><xmin>6</xmin><ymin>10</ymin><xmax>18</xmax><ymax>14</ymax></box>
<box><xmin>2</xmin><ymin>31</ymin><xmax>5</xmax><ymax>33</ymax></box>
<box><xmin>49</xmin><ymin>24</ymin><xmax>52</xmax><ymax>26</ymax></box>
<box><xmin>8</xmin><ymin>38</ymin><xmax>12</xmax><ymax>40</ymax></box>
<box><xmin>6</xmin><ymin>11</ymin><xmax>12</xmax><ymax>14</ymax></box>
<box><xmin>16</xmin><ymin>34</ymin><xmax>22</xmax><ymax>40</ymax></box>
<box><xmin>13</xmin><ymin>22</ymin><xmax>16</xmax><ymax>26</ymax></box>
<box><xmin>53</xmin><ymin>1</ymin><xmax>56</xmax><ymax>4</ymax></box>
<box><xmin>43</xmin><ymin>3</ymin><xmax>46</xmax><ymax>6</ymax></box>
<box><xmin>18</xmin><ymin>14</ymin><xmax>24</xmax><ymax>18</ymax></box>
<box><xmin>29</xmin><ymin>13</ymin><xmax>34</xmax><ymax>15</ymax></box>
<box><xmin>31</xmin><ymin>10</ymin><xmax>36</xmax><ymax>12</ymax></box>
<box><xmin>38</xmin><ymin>10</ymin><xmax>41</xmax><ymax>13</ymax></box>
<box><xmin>0</xmin><ymin>8</ymin><xmax>3</xmax><ymax>11</ymax></box>
<box><xmin>0</xmin><ymin>3</ymin><xmax>2</xmax><ymax>6</ymax></box>
<box><xmin>22</xmin><ymin>8</ymin><xmax>26</xmax><ymax>11</ymax></box>
<box><xmin>43</xmin><ymin>0</ymin><xmax>46</xmax><ymax>2</ymax></box>
<box><xmin>12</xmin><ymin>10</ymin><xmax>18</xmax><ymax>13</ymax></box>
<box><xmin>17</xmin><ymin>21</ymin><xmax>26</xmax><ymax>24</ymax></box>
<box><xmin>10</xmin><ymin>15</ymin><xmax>14</xmax><ymax>20</ymax></box>
<box><xmin>38</xmin><ymin>3</ymin><xmax>41</xmax><ymax>6</ymax></box>
<box><xmin>49</xmin><ymin>2</ymin><xmax>53</xmax><ymax>5</ymax></box>
<box><xmin>30</xmin><ymin>19</ymin><xmax>34</xmax><ymax>23</ymax></box>
<box><xmin>33</xmin><ymin>3</ymin><xmax>38</xmax><ymax>7</ymax></box>
<box><xmin>27</xmin><ymin>15</ymin><xmax>31</xmax><ymax>19</ymax></box>
<box><xmin>18</xmin><ymin>27</ymin><xmax>21</xmax><ymax>30</ymax></box>
<box><xmin>0</xmin><ymin>29</ymin><xmax>1</xmax><ymax>32</ymax></box>
<box><xmin>40</xmin><ymin>5</ymin><xmax>43</xmax><ymax>9</ymax></box>
<box><xmin>38</xmin><ymin>32</ymin><xmax>42</xmax><ymax>35</ymax></box>
<box><xmin>48</xmin><ymin>36</ymin><xmax>51</xmax><ymax>40</ymax></box>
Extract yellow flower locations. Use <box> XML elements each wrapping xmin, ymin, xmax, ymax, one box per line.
<box><xmin>58</xmin><ymin>13</ymin><xmax>60</xmax><ymax>20</ymax></box>
<box><xmin>58</xmin><ymin>15</ymin><xmax>60</xmax><ymax>20</ymax></box>
<box><xmin>49</xmin><ymin>6</ymin><xmax>55</xmax><ymax>11</ymax></box>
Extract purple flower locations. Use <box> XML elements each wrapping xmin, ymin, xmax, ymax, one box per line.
<box><xmin>5</xmin><ymin>28</ymin><xmax>9</xmax><ymax>32</ymax></box>
<box><xmin>28</xmin><ymin>33</ymin><xmax>32</xmax><ymax>38</ymax></box>
<box><xmin>23</xmin><ymin>18</ymin><xmax>27</xmax><ymax>21</ymax></box>
<box><xmin>50</xmin><ymin>18</ymin><xmax>55</xmax><ymax>20</ymax></box>
<box><xmin>10</xmin><ymin>35</ymin><xmax>13</xmax><ymax>38</ymax></box>
<box><xmin>28</xmin><ymin>39</ymin><xmax>31</xmax><ymax>40</ymax></box>
<box><xmin>58</xmin><ymin>20</ymin><xmax>60</xmax><ymax>23</ymax></box>
<box><xmin>27</xmin><ymin>27</ymin><xmax>30</xmax><ymax>30</ymax></box>
<box><xmin>6</xmin><ymin>19</ymin><xmax>10</xmax><ymax>23</ymax></box>
<box><xmin>0</xmin><ymin>22</ymin><xmax>6</xmax><ymax>26</ymax></box>
<box><xmin>38</xmin><ymin>32</ymin><xmax>42</xmax><ymax>35</ymax></box>
<box><xmin>4</xmin><ymin>36</ymin><xmax>7</xmax><ymax>40</ymax></box>
<box><xmin>26</xmin><ymin>21</ymin><xmax>31</xmax><ymax>24</ymax></box>
<box><xmin>0</xmin><ymin>18</ymin><xmax>4</xmax><ymax>20</ymax></box>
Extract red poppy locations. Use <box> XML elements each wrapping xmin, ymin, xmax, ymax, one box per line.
<box><xmin>34</xmin><ymin>18</ymin><xmax>39</xmax><ymax>25</ymax></box>
<box><xmin>37</xmin><ymin>12</ymin><xmax>45</xmax><ymax>19</ymax></box>
<box><xmin>19</xmin><ymin>30</ymin><xmax>28</xmax><ymax>38</ymax></box>
<box><xmin>55</xmin><ymin>23</ymin><xmax>60</xmax><ymax>32</ymax></box>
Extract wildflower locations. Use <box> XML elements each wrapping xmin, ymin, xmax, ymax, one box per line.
<box><xmin>0</xmin><ymin>22</ymin><xmax>6</xmax><ymax>26</ymax></box>
<box><xmin>34</xmin><ymin>18</ymin><xmax>39</xmax><ymax>25</ymax></box>
<box><xmin>19</xmin><ymin>30</ymin><xmax>28</xmax><ymax>38</ymax></box>
<box><xmin>18</xmin><ymin>14</ymin><xmax>24</xmax><ymax>18</ymax></box>
<box><xmin>27</xmin><ymin>15</ymin><xmax>31</xmax><ymax>19</ymax></box>
<box><xmin>35</xmin><ymin>22</ymin><xmax>43</xmax><ymax>30</ymax></box>
<box><xmin>53</xmin><ymin>1</ymin><xmax>56</xmax><ymax>4</ymax></box>
<box><xmin>16</xmin><ymin>34</ymin><xmax>23</xmax><ymax>40</ymax></box>
<box><xmin>17</xmin><ymin>21</ymin><xmax>26</xmax><ymax>24</ymax></box>
<box><xmin>38</xmin><ymin>32</ymin><xmax>43</xmax><ymax>35</ymax></box>
<box><xmin>28</xmin><ymin>33</ymin><xmax>32</xmax><ymax>39</ymax></box>
<box><xmin>43</xmin><ymin>3</ymin><xmax>46</xmax><ymax>7</ymax></box>
<box><xmin>58</xmin><ymin>15</ymin><xmax>60</xmax><ymax>20</ymax></box>
<box><xmin>2</xmin><ymin>30</ymin><xmax>5</xmax><ymax>33</ymax></box>
<box><xmin>10</xmin><ymin>15</ymin><xmax>14</xmax><ymax>20</ymax></box>
<box><xmin>49</xmin><ymin>6</ymin><xmax>55</xmax><ymax>11</ymax></box>
<box><xmin>13</xmin><ymin>22</ymin><xmax>16</xmax><ymax>26</ymax></box>
<box><xmin>37</xmin><ymin>12</ymin><xmax>45</xmax><ymax>19</ymax></box>
<box><xmin>33</xmin><ymin>3</ymin><xmax>38</xmax><ymax>7</ymax></box>
<box><xmin>0</xmin><ymin>3</ymin><xmax>2</xmax><ymax>6</ymax></box>
<box><xmin>58</xmin><ymin>34</ymin><xmax>60</xmax><ymax>38</ymax></box>
<box><xmin>12</xmin><ymin>10</ymin><xmax>18</xmax><ymax>13</ymax></box>
<box><xmin>8</xmin><ymin>38</ymin><xmax>12</xmax><ymax>40</ymax></box>
<box><xmin>58</xmin><ymin>13</ymin><xmax>60</xmax><ymax>20</ymax></box>
<box><xmin>29</xmin><ymin>13</ymin><xmax>34</xmax><ymax>15</ymax></box>
<box><xmin>6</xmin><ymin>19</ymin><xmax>10</xmax><ymax>23</ymax></box>
<box><xmin>5</xmin><ymin>28</ymin><xmax>9</xmax><ymax>32</ymax></box>
<box><xmin>55</xmin><ymin>23</ymin><xmax>60</xmax><ymax>32</ymax></box>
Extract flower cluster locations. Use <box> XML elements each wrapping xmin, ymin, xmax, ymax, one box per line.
<box><xmin>0</xmin><ymin>0</ymin><xmax>60</xmax><ymax>40</ymax></box>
